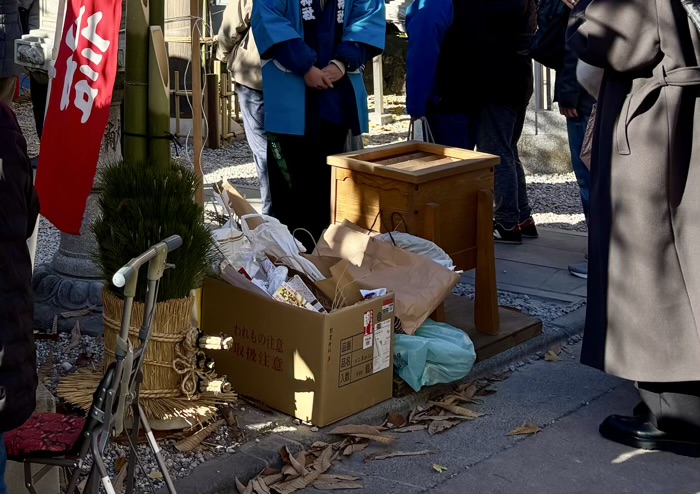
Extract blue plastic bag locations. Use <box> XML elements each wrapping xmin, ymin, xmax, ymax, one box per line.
<box><xmin>394</xmin><ymin>319</ymin><xmax>477</xmax><ymax>392</ymax></box>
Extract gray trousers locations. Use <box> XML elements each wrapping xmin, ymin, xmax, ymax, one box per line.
<box><xmin>477</xmin><ymin>104</ymin><xmax>531</xmax><ymax>228</ymax></box>
<box><xmin>639</xmin><ymin>381</ymin><xmax>700</xmax><ymax>434</ymax></box>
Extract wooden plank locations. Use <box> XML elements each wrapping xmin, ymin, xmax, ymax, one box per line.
<box><xmin>328</xmin><ymin>142</ymin><xmax>499</xmax><ymax>184</ymax></box>
<box><xmin>443</xmin><ymin>295</ymin><xmax>542</xmax><ymax>363</ymax></box>
<box><xmin>374</xmin><ymin>151</ymin><xmax>433</xmax><ymax>166</ymax></box>
<box><xmin>475</xmin><ymin>189</ymin><xmax>499</xmax><ymax>335</ymax></box>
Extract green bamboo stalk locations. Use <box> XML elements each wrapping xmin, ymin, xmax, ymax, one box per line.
<box><xmin>124</xmin><ymin>0</ymin><xmax>149</xmax><ymax>165</ymax></box>
<box><xmin>148</xmin><ymin>26</ymin><xmax>171</xmax><ymax>167</ymax></box>
<box><xmin>150</xmin><ymin>0</ymin><xmax>164</xmax><ymax>29</ymax></box>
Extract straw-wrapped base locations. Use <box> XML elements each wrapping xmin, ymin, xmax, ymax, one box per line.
<box><xmin>57</xmin><ymin>370</ymin><xmax>234</xmax><ymax>427</ymax></box>
<box><xmin>57</xmin><ymin>290</ymin><xmax>236</xmax><ymax>428</ymax></box>
<box><xmin>103</xmin><ymin>290</ymin><xmax>191</xmax><ymax>397</ymax></box>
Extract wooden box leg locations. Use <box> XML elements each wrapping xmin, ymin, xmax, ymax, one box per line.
<box><xmin>425</xmin><ymin>203</ymin><xmax>446</xmax><ymax>323</ymax></box>
<box><xmin>475</xmin><ymin>190</ymin><xmax>500</xmax><ymax>334</ymax></box>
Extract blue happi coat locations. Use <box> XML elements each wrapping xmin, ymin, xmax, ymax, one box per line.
<box><xmin>252</xmin><ymin>0</ymin><xmax>386</xmax><ymax>135</ymax></box>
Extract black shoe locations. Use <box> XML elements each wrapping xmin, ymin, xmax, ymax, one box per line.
<box><xmin>599</xmin><ymin>415</ymin><xmax>700</xmax><ymax>457</ymax></box>
<box><xmin>519</xmin><ymin>217</ymin><xmax>539</xmax><ymax>238</ymax></box>
<box><xmin>494</xmin><ymin>222</ymin><xmax>522</xmax><ymax>244</ymax></box>
<box><xmin>633</xmin><ymin>401</ymin><xmax>650</xmax><ymax>419</ymax></box>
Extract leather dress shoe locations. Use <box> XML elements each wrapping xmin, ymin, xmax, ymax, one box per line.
<box><xmin>600</xmin><ymin>415</ymin><xmax>700</xmax><ymax>457</ymax></box>
<box><xmin>633</xmin><ymin>401</ymin><xmax>650</xmax><ymax>418</ymax></box>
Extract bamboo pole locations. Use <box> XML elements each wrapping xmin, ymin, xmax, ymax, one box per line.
<box><xmin>124</xmin><ymin>0</ymin><xmax>149</xmax><ymax>164</ymax></box>
<box><xmin>191</xmin><ymin>0</ymin><xmax>204</xmax><ymax>205</ymax></box>
<box><xmin>148</xmin><ymin>27</ymin><xmax>171</xmax><ymax>166</ymax></box>
<box><xmin>150</xmin><ymin>0</ymin><xmax>164</xmax><ymax>29</ymax></box>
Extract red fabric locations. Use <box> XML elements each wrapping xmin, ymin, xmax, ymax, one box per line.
<box><xmin>35</xmin><ymin>0</ymin><xmax>123</xmax><ymax>234</ymax></box>
<box><xmin>4</xmin><ymin>413</ymin><xmax>86</xmax><ymax>459</ymax></box>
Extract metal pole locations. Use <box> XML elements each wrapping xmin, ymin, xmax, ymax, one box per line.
<box><xmin>372</xmin><ymin>56</ymin><xmax>384</xmax><ymax>120</ymax></box>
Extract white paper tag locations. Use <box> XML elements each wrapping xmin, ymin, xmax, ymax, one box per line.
<box><xmin>373</xmin><ymin>320</ymin><xmax>391</xmax><ymax>373</ymax></box>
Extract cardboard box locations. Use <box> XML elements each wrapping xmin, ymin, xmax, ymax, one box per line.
<box><xmin>201</xmin><ymin>278</ymin><xmax>395</xmax><ymax>427</ymax></box>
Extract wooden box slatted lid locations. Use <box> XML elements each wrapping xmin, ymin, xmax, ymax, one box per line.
<box><xmin>328</xmin><ymin>141</ymin><xmax>500</xmax><ymax>184</ymax></box>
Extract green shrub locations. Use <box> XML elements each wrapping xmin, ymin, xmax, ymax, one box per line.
<box><xmin>93</xmin><ymin>160</ymin><xmax>214</xmax><ymax>302</ymax></box>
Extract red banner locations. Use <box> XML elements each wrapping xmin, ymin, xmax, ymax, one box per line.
<box><xmin>36</xmin><ymin>0</ymin><xmax>123</xmax><ymax>234</ymax></box>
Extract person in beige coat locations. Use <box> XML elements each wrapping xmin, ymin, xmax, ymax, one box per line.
<box><xmin>216</xmin><ymin>0</ymin><xmax>270</xmax><ymax>214</ymax></box>
<box><xmin>569</xmin><ymin>0</ymin><xmax>700</xmax><ymax>456</ymax></box>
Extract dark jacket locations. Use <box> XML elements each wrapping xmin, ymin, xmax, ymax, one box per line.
<box><xmin>481</xmin><ymin>0</ymin><xmax>537</xmax><ymax>107</ymax></box>
<box><xmin>0</xmin><ymin>0</ymin><xmax>22</xmax><ymax>78</ymax></box>
<box><xmin>553</xmin><ymin>11</ymin><xmax>595</xmax><ymax>113</ymax></box>
<box><xmin>406</xmin><ymin>0</ymin><xmax>484</xmax><ymax>117</ymax></box>
<box><xmin>0</xmin><ymin>101</ymin><xmax>39</xmax><ymax>433</ymax></box>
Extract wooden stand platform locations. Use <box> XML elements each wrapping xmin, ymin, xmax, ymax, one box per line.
<box><xmin>327</xmin><ymin>142</ymin><xmax>544</xmax><ymax>398</ymax></box>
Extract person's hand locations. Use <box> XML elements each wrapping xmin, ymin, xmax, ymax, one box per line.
<box><xmin>322</xmin><ymin>64</ymin><xmax>344</xmax><ymax>83</ymax></box>
<box><xmin>304</xmin><ymin>66</ymin><xmax>333</xmax><ymax>89</ymax></box>
<box><xmin>561</xmin><ymin>0</ymin><xmax>576</xmax><ymax>9</ymax></box>
<box><xmin>560</xmin><ymin>107</ymin><xmax>579</xmax><ymax>119</ymax></box>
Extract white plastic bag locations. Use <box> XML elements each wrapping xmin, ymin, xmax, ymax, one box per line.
<box><xmin>394</xmin><ymin>319</ymin><xmax>476</xmax><ymax>392</ymax></box>
<box><xmin>376</xmin><ymin>232</ymin><xmax>455</xmax><ymax>270</ymax></box>
<box><xmin>211</xmin><ymin>220</ymin><xmax>259</xmax><ymax>278</ymax></box>
<box><xmin>240</xmin><ymin>214</ymin><xmax>325</xmax><ymax>281</ymax></box>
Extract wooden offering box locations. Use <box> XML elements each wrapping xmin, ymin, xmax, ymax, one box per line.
<box><xmin>328</xmin><ymin>141</ymin><xmax>501</xmax><ymax>334</ymax></box>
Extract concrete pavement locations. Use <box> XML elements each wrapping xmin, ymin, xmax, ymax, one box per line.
<box><xmin>309</xmin><ymin>343</ymin><xmax>700</xmax><ymax>494</ymax></box>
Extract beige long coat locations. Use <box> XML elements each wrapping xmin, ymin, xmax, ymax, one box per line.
<box><xmin>570</xmin><ymin>0</ymin><xmax>700</xmax><ymax>382</ymax></box>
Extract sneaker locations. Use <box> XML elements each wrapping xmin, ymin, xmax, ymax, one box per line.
<box><xmin>494</xmin><ymin>222</ymin><xmax>522</xmax><ymax>244</ymax></box>
<box><xmin>519</xmin><ymin>217</ymin><xmax>539</xmax><ymax>238</ymax></box>
<box><xmin>568</xmin><ymin>260</ymin><xmax>588</xmax><ymax>279</ymax></box>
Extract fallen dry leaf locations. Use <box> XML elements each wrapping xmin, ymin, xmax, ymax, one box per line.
<box><xmin>236</xmin><ymin>478</ymin><xmax>253</xmax><ymax>494</ymax></box>
<box><xmin>343</xmin><ymin>442</ymin><xmax>369</xmax><ymax>456</ymax></box>
<box><xmin>365</xmin><ymin>450</ymin><xmax>434</xmax><ymax>461</ymax></box>
<box><xmin>330</xmin><ymin>425</ymin><xmax>383</xmax><ymax>436</ymax></box>
<box><xmin>429</xmin><ymin>402</ymin><xmax>483</xmax><ymax>419</ymax></box>
<box><xmin>114</xmin><ymin>456</ymin><xmax>128</xmax><ymax>473</ymax></box>
<box><xmin>262</xmin><ymin>473</ymin><xmax>285</xmax><ymax>487</ymax></box>
<box><xmin>330</xmin><ymin>425</ymin><xmax>395</xmax><ymax>444</ymax></box>
<box><xmin>394</xmin><ymin>424</ymin><xmax>428</xmax><ymax>433</ymax></box>
<box><xmin>432</xmin><ymin>464</ymin><xmax>448</xmax><ymax>473</ymax></box>
<box><xmin>65</xmin><ymin>321</ymin><xmax>82</xmax><ymax>353</ymax></box>
<box><xmin>290</xmin><ymin>451</ymin><xmax>308</xmax><ymax>475</ymax></box>
<box><xmin>149</xmin><ymin>470</ymin><xmax>163</xmax><ymax>480</ymax></box>
<box><xmin>112</xmin><ymin>462</ymin><xmax>128</xmax><ymax>494</ymax></box>
<box><xmin>252</xmin><ymin>477</ymin><xmax>271</xmax><ymax>494</ymax></box>
<box><xmin>457</xmin><ymin>383</ymin><xmax>478</xmax><ymax>399</ymax></box>
<box><xmin>272</xmin><ymin>446</ymin><xmax>333</xmax><ymax>494</ymax></box>
<box><xmin>175</xmin><ymin>419</ymin><xmax>224</xmax><ymax>452</ymax></box>
<box><xmin>428</xmin><ymin>419</ymin><xmax>461</xmax><ymax>435</ymax></box>
<box><xmin>507</xmin><ymin>424</ymin><xmax>542</xmax><ymax>436</ymax></box>
<box><xmin>544</xmin><ymin>350</ymin><xmax>561</xmax><ymax>362</ymax></box>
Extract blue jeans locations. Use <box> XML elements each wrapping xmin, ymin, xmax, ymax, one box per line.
<box><xmin>236</xmin><ymin>83</ymin><xmax>271</xmax><ymax>215</ymax></box>
<box><xmin>477</xmin><ymin>104</ymin><xmax>531</xmax><ymax>228</ymax></box>
<box><xmin>566</xmin><ymin>109</ymin><xmax>592</xmax><ymax>219</ymax></box>
<box><xmin>426</xmin><ymin>112</ymin><xmax>478</xmax><ymax>149</ymax></box>
<box><xmin>0</xmin><ymin>432</ymin><xmax>7</xmax><ymax>494</ymax></box>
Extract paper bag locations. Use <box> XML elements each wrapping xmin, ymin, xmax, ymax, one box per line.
<box><xmin>302</xmin><ymin>254</ymin><xmax>364</xmax><ymax>309</ymax></box>
<box><xmin>315</xmin><ymin>223</ymin><xmax>460</xmax><ymax>334</ymax></box>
